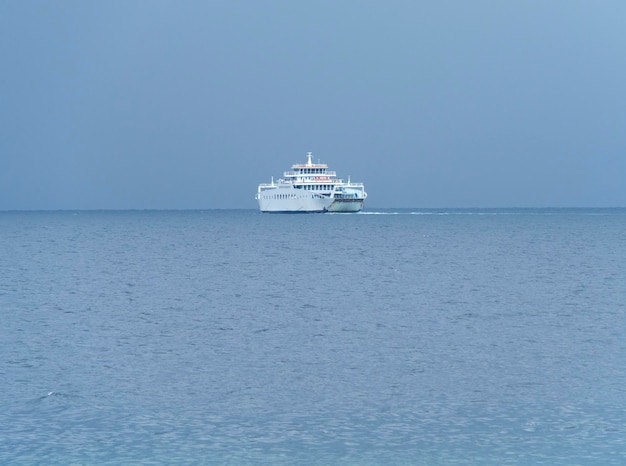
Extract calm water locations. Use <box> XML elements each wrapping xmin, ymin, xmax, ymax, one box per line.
<box><xmin>1</xmin><ymin>209</ymin><xmax>625</xmax><ymax>465</ymax></box>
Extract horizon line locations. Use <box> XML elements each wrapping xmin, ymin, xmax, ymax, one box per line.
<box><xmin>2</xmin><ymin>206</ymin><xmax>626</xmax><ymax>213</ymax></box>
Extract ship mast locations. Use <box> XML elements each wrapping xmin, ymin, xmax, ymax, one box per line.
<box><xmin>306</xmin><ymin>151</ymin><xmax>313</xmax><ymax>166</ymax></box>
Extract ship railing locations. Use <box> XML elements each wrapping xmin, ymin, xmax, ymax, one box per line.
<box><xmin>259</xmin><ymin>180</ymin><xmax>365</xmax><ymax>190</ymax></box>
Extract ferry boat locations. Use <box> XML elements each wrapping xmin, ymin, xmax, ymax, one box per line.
<box><xmin>256</xmin><ymin>152</ymin><xmax>367</xmax><ymax>213</ymax></box>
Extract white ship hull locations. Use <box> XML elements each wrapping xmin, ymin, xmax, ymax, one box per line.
<box><xmin>256</xmin><ymin>152</ymin><xmax>367</xmax><ymax>213</ymax></box>
<box><xmin>257</xmin><ymin>190</ymin><xmax>332</xmax><ymax>213</ymax></box>
<box><xmin>327</xmin><ymin>198</ymin><xmax>364</xmax><ymax>213</ymax></box>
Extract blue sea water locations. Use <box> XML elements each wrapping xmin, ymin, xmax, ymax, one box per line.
<box><xmin>1</xmin><ymin>208</ymin><xmax>625</xmax><ymax>465</ymax></box>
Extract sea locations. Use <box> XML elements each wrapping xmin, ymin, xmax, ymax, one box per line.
<box><xmin>1</xmin><ymin>208</ymin><xmax>625</xmax><ymax>465</ymax></box>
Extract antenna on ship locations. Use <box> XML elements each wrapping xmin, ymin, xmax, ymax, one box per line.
<box><xmin>306</xmin><ymin>151</ymin><xmax>313</xmax><ymax>166</ymax></box>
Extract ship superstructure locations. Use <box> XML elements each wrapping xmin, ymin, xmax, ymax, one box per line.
<box><xmin>256</xmin><ymin>152</ymin><xmax>367</xmax><ymax>213</ymax></box>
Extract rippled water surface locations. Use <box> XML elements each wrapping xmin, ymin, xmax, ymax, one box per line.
<box><xmin>1</xmin><ymin>209</ymin><xmax>625</xmax><ymax>464</ymax></box>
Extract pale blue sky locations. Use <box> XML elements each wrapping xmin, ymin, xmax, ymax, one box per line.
<box><xmin>1</xmin><ymin>1</ymin><xmax>625</xmax><ymax>209</ymax></box>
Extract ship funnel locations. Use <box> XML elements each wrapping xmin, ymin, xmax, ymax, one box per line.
<box><xmin>306</xmin><ymin>152</ymin><xmax>313</xmax><ymax>166</ymax></box>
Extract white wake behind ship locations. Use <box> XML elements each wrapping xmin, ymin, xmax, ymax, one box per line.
<box><xmin>256</xmin><ymin>152</ymin><xmax>367</xmax><ymax>213</ymax></box>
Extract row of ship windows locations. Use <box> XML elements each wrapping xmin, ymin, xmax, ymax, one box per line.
<box><xmin>298</xmin><ymin>168</ymin><xmax>326</xmax><ymax>174</ymax></box>
<box><xmin>262</xmin><ymin>194</ymin><xmax>313</xmax><ymax>200</ymax></box>
<box><xmin>296</xmin><ymin>185</ymin><xmax>333</xmax><ymax>190</ymax></box>
<box><xmin>261</xmin><ymin>193</ymin><xmax>358</xmax><ymax>200</ymax></box>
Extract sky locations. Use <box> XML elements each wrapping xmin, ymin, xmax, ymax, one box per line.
<box><xmin>1</xmin><ymin>1</ymin><xmax>625</xmax><ymax>209</ymax></box>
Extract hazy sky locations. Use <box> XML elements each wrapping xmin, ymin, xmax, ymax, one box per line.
<box><xmin>1</xmin><ymin>1</ymin><xmax>625</xmax><ymax>209</ymax></box>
